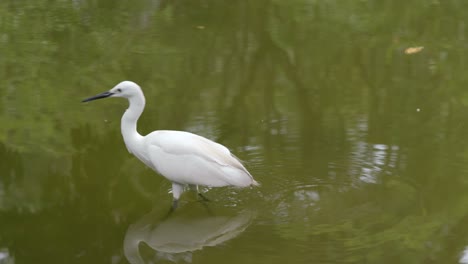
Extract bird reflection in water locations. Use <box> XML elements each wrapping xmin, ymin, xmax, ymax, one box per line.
<box><xmin>124</xmin><ymin>206</ymin><xmax>255</xmax><ymax>263</ymax></box>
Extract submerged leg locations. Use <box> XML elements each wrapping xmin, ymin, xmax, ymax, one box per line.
<box><xmin>170</xmin><ymin>183</ymin><xmax>184</xmax><ymax>210</ymax></box>
<box><xmin>198</xmin><ymin>192</ymin><xmax>210</xmax><ymax>202</ymax></box>
<box><xmin>166</xmin><ymin>183</ymin><xmax>184</xmax><ymax>217</ymax></box>
<box><xmin>189</xmin><ymin>185</ymin><xmax>210</xmax><ymax>202</ymax></box>
<box><xmin>165</xmin><ymin>200</ymin><xmax>178</xmax><ymax>218</ymax></box>
<box><xmin>171</xmin><ymin>200</ymin><xmax>179</xmax><ymax>210</ymax></box>
<box><xmin>187</xmin><ymin>185</ymin><xmax>213</xmax><ymax>215</ymax></box>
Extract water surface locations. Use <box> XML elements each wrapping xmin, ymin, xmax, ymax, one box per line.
<box><xmin>1</xmin><ymin>1</ymin><xmax>468</xmax><ymax>263</ymax></box>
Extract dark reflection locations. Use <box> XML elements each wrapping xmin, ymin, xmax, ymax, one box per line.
<box><xmin>124</xmin><ymin>206</ymin><xmax>255</xmax><ymax>264</ymax></box>
<box><xmin>0</xmin><ymin>142</ymin><xmax>24</xmax><ymax>210</ymax></box>
<box><xmin>0</xmin><ymin>125</ymin><xmax>163</xmax><ymax>263</ymax></box>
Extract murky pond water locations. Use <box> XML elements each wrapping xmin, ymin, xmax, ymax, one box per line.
<box><xmin>2</xmin><ymin>1</ymin><xmax>468</xmax><ymax>263</ymax></box>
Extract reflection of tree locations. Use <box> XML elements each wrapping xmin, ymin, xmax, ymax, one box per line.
<box><xmin>0</xmin><ymin>125</ymin><xmax>166</xmax><ymax>263</ymax></box>
<box><xmin>1</xmin><ymin>0</ymin><xmax>468</xmax><ymax>263</ymax></box>
<box><xmin>0</xmin><ymin>142</ymin><xmax>23</xmax><ymax>192</ymax></box>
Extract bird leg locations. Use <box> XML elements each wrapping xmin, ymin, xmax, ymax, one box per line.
<box><xmin>172</xmin><ymin>199</ymin><xmax>179</xmax><ymax>210</ymax></box>
<box><xmin>164</xmin><ymin>199</ymin><xmax>178</xmax><ymax>219</ymax></box>
<box><xmin>168</xmin><ymin>183</ymin><xmax>184</xmax><ymax>212</ymax></box>
<box><xmin>198</xmin><ymin>193</ymin><xmax>210</xmax><ymax>202</ymax></box>
<box><xmin>186</xmin><ymin>185</ymin><xmax>213</xmax><ymax>215</ymax></box>
<box><xmin>189</xmin><ymin>185</ymin><xmax>210</xmax><ymax>202</ymax></box>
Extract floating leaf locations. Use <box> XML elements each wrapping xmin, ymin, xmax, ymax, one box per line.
<box><xmin>404</xmin><ymin>46</ymin><xmax>424</xmax><ymax>55</ymax></box>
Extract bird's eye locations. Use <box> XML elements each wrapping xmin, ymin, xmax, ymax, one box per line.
<box><xmin>117</xmin><ymin>88</ymin><xmax>122</xmax><ymax>92</ymax></box>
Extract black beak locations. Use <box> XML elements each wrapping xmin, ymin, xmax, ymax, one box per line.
<box><xmin>82</xmin><ymin>91</ymin><xmax>113</xmax><ymax>102</ymax></box>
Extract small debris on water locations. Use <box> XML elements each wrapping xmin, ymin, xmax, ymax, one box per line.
<box><xmin>405</xmin><ymin>46</ymin><xmax>424</xmax><ymax>55</ymax></box>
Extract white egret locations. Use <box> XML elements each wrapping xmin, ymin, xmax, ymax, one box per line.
<box><xmin>82</xmin><ymin>81</ymin><xmax>259</xmax><ymax>208</ymax></box>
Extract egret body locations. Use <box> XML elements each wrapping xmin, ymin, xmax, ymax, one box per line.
<box><xmin>82</xmin><ymin>81</ymin><xmax>259</xmax><ymax>208</ymax></box>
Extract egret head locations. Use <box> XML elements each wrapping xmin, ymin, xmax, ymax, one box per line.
<box><xmin>82</xmin><ymin>81</ymin><xmax>143</xmax><ymax>102</ymax></box>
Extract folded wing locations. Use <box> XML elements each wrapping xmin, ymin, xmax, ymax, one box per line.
<box><xmin>144</xmin><ymin>130</ymin><xmax>259</xmax><ymax>187</ymax></box>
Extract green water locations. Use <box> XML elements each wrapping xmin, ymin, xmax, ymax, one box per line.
<box><xmin>2</xmin><ymin>0</ymin><xmax>468</xmax><ymax>263</ymax></box>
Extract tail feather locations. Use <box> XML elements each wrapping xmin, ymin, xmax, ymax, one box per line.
<box><xmin>251</xmin><ymin>180</ymin><xmax>260</xmax><ymax>187</ymax></box>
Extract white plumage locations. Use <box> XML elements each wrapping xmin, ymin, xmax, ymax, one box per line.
<box><xmin>82</xmin><ymin>81</ymin><xmax>259</xmax><ymax>207</ymax></box>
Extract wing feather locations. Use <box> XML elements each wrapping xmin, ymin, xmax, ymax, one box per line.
<box><xmin>143</xmin><ymin>130</ymin><xmax>258</xmax><ymax>187</ymax></box>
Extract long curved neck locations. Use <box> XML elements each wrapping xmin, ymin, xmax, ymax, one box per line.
<box><xmin>121</xmin><ymin>94</ymin><xmax>145</xmax><ymax>152</ymax></box>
